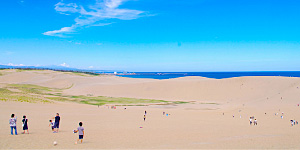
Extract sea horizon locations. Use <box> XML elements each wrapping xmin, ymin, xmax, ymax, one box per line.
<box><xmin>115</xmin><ymin>71</ymin><xmax>300</xmax><ymax>79</ymax></box>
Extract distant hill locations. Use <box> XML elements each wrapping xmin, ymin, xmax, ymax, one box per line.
<box><xmin>0</xmin><ymin>65</ymin><xmax>125</xmax><ymax>73</ymax></box>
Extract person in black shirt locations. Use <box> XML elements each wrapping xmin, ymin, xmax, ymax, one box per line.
<box><xmin>52</xmin><ymin>113</ymin><xmax>60</xmax><ymax>133</ymax></box>
<box><xmin>22</xmin><ymin>115</ymin><xmax>29</xmax><ymax>134</ymax></box>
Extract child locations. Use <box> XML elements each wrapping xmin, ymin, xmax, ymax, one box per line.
<box><xmin>49</xmin><ymin>120</ymin><xmax>54</xmax><ymax>131</ymax></box>
<box><xmin>74</xmin><ymin>122</ymin><xmax>84</xmax><ymax>144</ymax></box>
<box><xmin>22</xmin><ymin>115</ymin><xmax>29</xmax><ymax>134</ymax></box>
<box><xmin>9</xmin><ymin>114</ymin><xmax>17</xmax><ymax>135</ymax></box>
<box><xmin>254</xmin><ymin>119</ymin><xmax>257</xmax><ymax>125</ymax></box>
<box><xmin>144</xmin><ymin>115</ymin><xmax>146</xmax><ymax>121</ymax></box>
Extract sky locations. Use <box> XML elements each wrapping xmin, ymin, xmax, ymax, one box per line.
<box><xmin>0</xmin><ymin>0</ymin><xmax>300</xmax><ymax>72</ymax></box>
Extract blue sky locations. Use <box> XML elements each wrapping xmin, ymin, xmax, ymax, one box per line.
<box><xmin>0</xmin><ymin>0</ymin><xmax>300</xmax><ymax>71</ymax></box>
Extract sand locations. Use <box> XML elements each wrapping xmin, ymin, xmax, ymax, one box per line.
<box><xmin>1</xmin><ymin>70</ymin><xmax>300</xmax><ymax>149</ymax></box>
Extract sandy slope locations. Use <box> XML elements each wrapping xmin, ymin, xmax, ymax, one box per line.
<box><xmin>1</xmin><ymin>70</ymin><xmax>300</xmax><ymax>149</ymax></box>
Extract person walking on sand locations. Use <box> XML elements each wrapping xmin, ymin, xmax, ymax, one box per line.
<box><xmin>74</xmin><ymin>122</ymin><xmax>84</xmax><ymax>144</ymax></box>
<box><xmin>144</xmin><ymin>115</ymin><xmax>146</xmax><ymax>121</ymax></box>
<box><xmin>145</xmin><ymin>110</ymin><xmax>147</xmax><ymax>115</ymax></box>
<box><xmin>249</xmin><ymin>117</ymin><xmax>252</xmax><ymax>125</ymax></box>
<box><xmin>254</xmin><ymin>119</ymin><xmax>257</xmax><ymax>125</ymax></box>
<box><xmin>9</xmin><ymin>114</ymin><xmax>17</xmax><ymax>135</ymax></box>
<box><xmin>22</xmin><ymin>115</ymin><xmax>29</xmax><ymax>134</ymax></box>
<box><xmin>52</xmin><ymin>113</ymin><xmax>60</xmax><ymax>133</ymax></box>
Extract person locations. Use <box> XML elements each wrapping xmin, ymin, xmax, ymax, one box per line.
<box><xmin>75</xmin><ymin>122</ymin><xmax>84</xmax><ymax>144</ymax></box>
<box><xmin>249</xmin><ymin>117</ymin><xmax>252</xmax><ymax>125</ymax></box>
<box><xmin>49</xmin><ymin>120</ymin><xmax>54</xmax><ymax>131</ymax></box>
<box><xmin>22</xmin><ymin>115</ymin><xmax>29</xmax><ymax>134</ymax></box>
<box><xmin>9</xmin><ymin>114</ymin><xmax>17</xmax><ymax>135</ymax></box>
<box><xmin>291</xmin><ymin>120</ymin><xmax>294</xmax><ymax>126</ymax></box>
<box><xmin>163</xmin><ymin>112</ymin><xmax>165</xmax><ymax>115</ymax></box>
<box><xmin>294</xmin><ymin>120</ymin><xmax>296</xmax><ymax>125</ymax></box>
<box><xmin>52</xmin><ymin>113</ymin><xmax>60</xmax><ymax>133</ymax></box>
<box><xmin>145</xmin><ymin>110</ymin><xmax>147</xmax><ymax>115</ymax></box>
<box><xmin>254</xmin><ymin>119</ymin><xmax>257</xmax><ymax>125</ymax></box>
<box><xmin>144</xmin><ymin>115</ymin><xmax>146</xmax><ymax>121</ymax></box>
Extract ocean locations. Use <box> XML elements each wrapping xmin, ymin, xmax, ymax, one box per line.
<box><xmin>116</xmin><ymin>72</ymin><xmax>300</xmax><ymax>79</ymax></box>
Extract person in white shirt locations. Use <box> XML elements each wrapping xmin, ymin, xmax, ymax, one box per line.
<box><xmin>249</xmin><ymin>117</ymin><xmax>252</xmax><ymax>125</ymax></box>
<box><xmin>9</xmin><ymin>114</ymin><xmax>17</xmax><ymax>135</ymax></box>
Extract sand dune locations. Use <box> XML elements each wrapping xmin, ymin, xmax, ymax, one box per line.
<box><xmin>1</xmin><ymin>70</ymin><xmax>300</xmax><ymax>149</ymax></box>
<box><xmin>1</xmin><ymin>70</ymin><xmax>300</xmax><ymax>106</ymax></box>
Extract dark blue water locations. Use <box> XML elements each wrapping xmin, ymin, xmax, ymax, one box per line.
<box><xmin>117</xmin><ymin>72</ymin><xmax>300</xmax><ymax>79</ymax></box>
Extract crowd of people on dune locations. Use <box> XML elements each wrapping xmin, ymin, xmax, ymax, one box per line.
<box><xmin>249</xmin><ymin>116</ymin><xmax>258</xmax><ymax>126</ymax></box>
<box><xmin>9</xmin><ymin>113</ymin><xmax>84</xmax><ymax>145</ymax></box>
<box><xmin>8</xmin><ymin>105</ymin><xmax>299</xmax><ymax>146</ymax></box>
<box><xmin>8</xmin><ymin>109</ymin><xmax>151</xmax><ymax>146</ymax></box>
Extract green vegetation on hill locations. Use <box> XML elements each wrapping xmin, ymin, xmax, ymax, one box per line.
<box><xmin>68</xmin><ymin>72</ymin><xmax>101</xmax><ymax>77</ymax></box>
<box><xmin>0</xmin><ymin>87</ymin><xmax>51</xmax><ymax>103</ymax></box>
<box><xmin>0</xmin><ymin>84</ymin><xmax>188</xmax><ymax>106</ymax></box>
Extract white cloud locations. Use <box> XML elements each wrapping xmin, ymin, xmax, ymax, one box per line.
<box><xmin>88</xmin><ymin>66</ymin><xmax>94</xmax><ymax>69</ymax></box>
<box><xmin>5</xmin><ymin>63</ymin><xmax>25</xmax><ymax>66</ymax></box>
<box><xmin>43</xmin><ymin>0</ymin><xmax>148</xmax><ymax>37</ymax></box>
<box><xmin>92</xmin><ymin>22</ymin><xmax>113</xmax><ymax>26</ymax></box>
<box><xmin>43</xmin><ymin>26</ymin><xmax>75</xmax><ymax>37</ymax></box>
<box><xmin>59</xmin><ymin>62</ymin><xmax>70</xmax><ymax>67</ymax></box>
<box><xmin>55</xmin><ymin>2</ymin><xmax>79</xmax><ymax>14</ymax></box>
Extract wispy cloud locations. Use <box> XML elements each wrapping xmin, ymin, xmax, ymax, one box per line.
<box><xmin>55</xmin><ymin>2</ymin><xmax>79</xmax><ymax>14</ymax></box>
<box><xmin>43</xmin><ymin>0</ymin><xmax>148</xmax><ymax>37</ymax></box>
<box><xmin>43</xmin><ymin>26</ymin><xmax>75</xmax><ymax>37</ymax></box>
